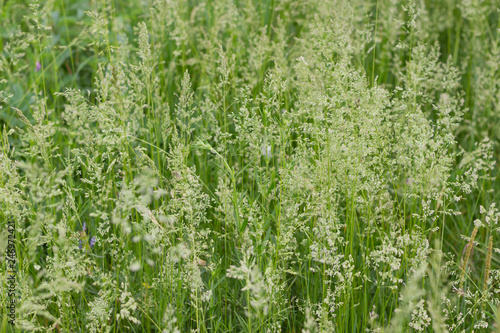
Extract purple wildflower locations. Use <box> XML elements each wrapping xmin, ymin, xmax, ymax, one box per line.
<box><xmin>89</xmin><ymin>236</ymin><xmax>96</xmax><ymax>248</ymax></box>
<box><xmin>82</xmin><ymin>222</ymin><xmax>86</xmax><ymax>232</ymax></box>
<box><xmin>35</xmin><ymin>61</ymin><xmax>41</xmax><ymax>72</ymax></box>
<box><xmin>79</xmin><ymin>239</ymin><xmax>83</xmax><ymax>250</ymax></box>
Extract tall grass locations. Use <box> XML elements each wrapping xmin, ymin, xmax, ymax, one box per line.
<box><xmin>0</xmin><ymin>0</ymin><xmax>499</xmax><ymax>332</ymax></box>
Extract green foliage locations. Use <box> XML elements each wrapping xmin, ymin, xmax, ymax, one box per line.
<box><xmin>0</xmin><ymin>0</ymin><xmax>499</xmax><ymax>331</ymax></box>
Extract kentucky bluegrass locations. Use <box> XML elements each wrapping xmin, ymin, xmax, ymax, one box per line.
<box><xmin>0</xmin><ymin>0</ymin><xmax>499</xmax><ymax>332</ymax></box>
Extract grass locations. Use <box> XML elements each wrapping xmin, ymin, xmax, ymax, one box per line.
<box><xmin>0</xmin><ymin>0</ymin><xmax>499</xmax><ymax>332</ymax></box>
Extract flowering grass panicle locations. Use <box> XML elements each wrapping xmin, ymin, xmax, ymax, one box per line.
<box><xmin>0</xmin><ymin>0</ymin><xmax>499</xmax><ymax>331</ymax></box>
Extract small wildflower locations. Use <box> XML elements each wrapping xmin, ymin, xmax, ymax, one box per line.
<box><xmin>35</xmin><ymin>61</ymin><xmax>41</xmax><ymax>71</ymax></box>
<box><xmin>90</xmin><ymin>236</ymin><xmax>96</xmax><ymax>248</ymax></box>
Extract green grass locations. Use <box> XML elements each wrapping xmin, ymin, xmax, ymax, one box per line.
<box><xmin>0</xmin><ymin>0</ymin><xmax>499</xmax><ymax>332</ymax></box>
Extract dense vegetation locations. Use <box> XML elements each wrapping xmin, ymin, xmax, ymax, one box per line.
<box><xmin>0</xmin><ymin>0</ymin><xmax>499</xmax><ymax>331</ymax></box>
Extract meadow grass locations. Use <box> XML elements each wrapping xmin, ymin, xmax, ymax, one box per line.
<box><xmin>0</xmin><ymin>0</ymin><xmax>499</xmax><ymax>332</ymax></box>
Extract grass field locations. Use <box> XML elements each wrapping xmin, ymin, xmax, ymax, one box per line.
<box><xmin>0</xmin><ymin>0</ymin><xmax>499</xmax><ymax>331</ymax></box>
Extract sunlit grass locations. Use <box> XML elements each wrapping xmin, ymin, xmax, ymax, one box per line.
<box><xmin>0</xmin><ymin>0</ymin><xmax>499</xmax><ymax>332</ymax></box>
